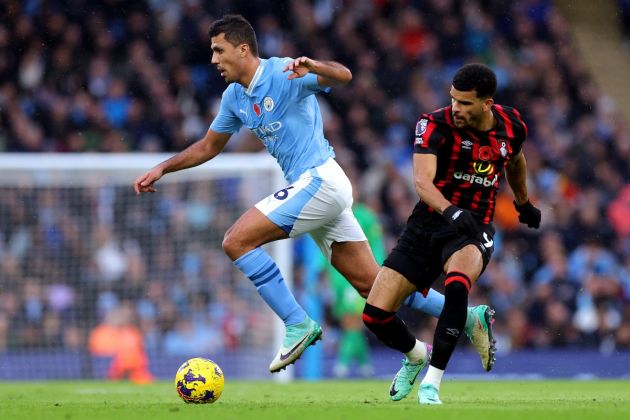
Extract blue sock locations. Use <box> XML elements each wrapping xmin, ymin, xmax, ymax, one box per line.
<box><xmin>233</xmin><ymin>248</ymin><xmax>307</xmax><ymax>326</ymax></box>
<box><xmin>404</xmin><ymin>289</ymin><xmax>445</xmax><ymax>318</ymax></box>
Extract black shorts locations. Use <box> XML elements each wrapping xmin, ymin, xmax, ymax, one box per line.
<box><xmin>383</xmin><ymin>207</ymin><xmax>495</xmax><ymax>290</ymax></box>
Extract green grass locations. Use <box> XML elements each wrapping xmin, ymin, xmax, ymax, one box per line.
<box><xmin>1</xmin><ymin>380</ymin><xmax>629</xmax><ymax>420</ymax></box>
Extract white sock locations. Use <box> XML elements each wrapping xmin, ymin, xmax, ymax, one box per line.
<box><xmin>421</xmin><ymin>366</ymin><xmax>444</xmax><ymax>390</ymax></box>
<box><xmin>405</xmin><ymin>340</ymin><xmax>427</xmax><ymax>364</ymax></box>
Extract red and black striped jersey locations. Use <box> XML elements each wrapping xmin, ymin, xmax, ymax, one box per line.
<box><xmin>412</xmin><ymin>104</ymin><xmax>527</xmax><ymax>223</ymax></box>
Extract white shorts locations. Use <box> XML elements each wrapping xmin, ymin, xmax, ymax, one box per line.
<box><xmin>255</xmin><ymin>158</ymin><xmax>367</xmax><ymax>260</ymax></box>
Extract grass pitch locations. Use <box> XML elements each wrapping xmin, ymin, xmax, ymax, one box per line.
<box><xmin>0</xmin><ymin>380</ymin><xmax>629</xmax><ymax>420</ymax></box>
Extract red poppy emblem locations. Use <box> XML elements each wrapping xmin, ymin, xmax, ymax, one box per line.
<box><xmin>253</xmin><ymin>103</ymin><xmax>261</xmax><ymax>117</ymax></box>
<box><xmin>478</xmin><ymin>146</ymin><xmax>493</xmax><ymax>161</ymax></box>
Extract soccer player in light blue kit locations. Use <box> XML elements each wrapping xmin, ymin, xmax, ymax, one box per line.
<box><xmin>134</xmin><ymin>14</ymin><xmax>494</xmax><ymax>374</ymax></box>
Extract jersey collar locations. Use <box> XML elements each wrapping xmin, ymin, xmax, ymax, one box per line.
<box><xmin>245</xmin><ymin>60</ymin><xmax>265</xmax><ymax>96</ymax></box>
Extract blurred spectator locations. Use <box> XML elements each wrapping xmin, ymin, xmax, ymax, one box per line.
<box><xmin>163</xmin><ymin>318</ymin><xmax>223</xmax><ymax>356</ymax></box>
<box><xmin>608</xmin><ymin>184</ymin><xmax>630</xmax><ymax>236</ymax></box>
<box><xmin>89</xmin><ymin>302</ymin><xmax>154</xmax><ymax>384</ymax></box>
<box><xmin>621</xmin><ymin>0</ymin><xmax>630</xmax><ymax>51</ymax></box>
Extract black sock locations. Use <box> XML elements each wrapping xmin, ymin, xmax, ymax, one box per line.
<box><xmin>362</xmin><ymin>303</ymin><xmax>416</xmax><ymax>353</ymax></box>
<box><xmin>430</xmin><ymin>272</ymin><xmax>470</xmax><ymax>370</ymax></box>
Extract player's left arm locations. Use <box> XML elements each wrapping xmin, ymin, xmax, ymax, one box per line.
<box><xmin>505</xmin><ymin>150</ymin><xmax>529</xmax><ymax>205</ymax></box>
<box><xmin>283</xmin><ymin>56</ymin><xmax>352</xmax><ymax>87</ymax></box>
<box><xmin>505</xmin><ymin>150</ymin><xmax>541</xmax><ymax>228</ymax></box>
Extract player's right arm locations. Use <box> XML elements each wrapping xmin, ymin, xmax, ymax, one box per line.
<box><xmin>414</xmin><ymin>153</ymin><xmax>481</xmax><ymax>237</ymax></box>
<box><xmin>136</xmin><ymin>85</ymin><xmax>242</xmax><ymax>195</ymax></box>
<box><xmin>413</xmin><ymin>117</ymin><xmax>480</xmax><ymax>237</ymax></box>
<box><xmin>133</xmin><ymin>129</ymin><xmax>230</xmax><ymax>194</ymax></box>
<box><xmin>412</xmin><ymin>153</ymin><xmax>452</xmax><ymax>214</ymax></box>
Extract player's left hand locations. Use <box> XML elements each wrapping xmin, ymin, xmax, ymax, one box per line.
<box><xmin>283</xmin><ymin>56</ymin><xmax>314</xmax><ymax>80</ymax></box>
<box><xmin>514</xmin><ymin>200</ymin><xmax>541</xmax><ymax>229</ymax></box>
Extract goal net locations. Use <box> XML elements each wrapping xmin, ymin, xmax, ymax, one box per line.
<box><xmin>0</xmin><ymin>153</ymin><xmax>291</xmax><ymax>381</ymax></box>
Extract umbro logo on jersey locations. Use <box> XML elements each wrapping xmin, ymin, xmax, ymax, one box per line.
<box><xmin>461</xmin><ymin>140</ymin><xmax>473</xmax><ymax>149</ymax></box>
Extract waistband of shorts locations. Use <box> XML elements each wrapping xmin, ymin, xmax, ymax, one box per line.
<box><xmin>297</xmin><ymin>157</ymin><xmax>339</xmax><ymax>180</ymax></box>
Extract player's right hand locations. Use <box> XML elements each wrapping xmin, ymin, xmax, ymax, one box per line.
<box><xmin>133</xmin><ymin>167</ymin><xmax>163</xmax><ymax>195</ymax></box>
<box><xmin>443</xmin><ymin>205</ymin><xmax>481</xmax><ymax>238</ymax></box>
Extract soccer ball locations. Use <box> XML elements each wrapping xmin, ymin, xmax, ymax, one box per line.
<box><xmin>174</xmin><ymin>357</ymin><xmax>225</xmax><ymax>404</ymax></box>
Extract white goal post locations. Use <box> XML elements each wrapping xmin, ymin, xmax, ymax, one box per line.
<box><xmin>0</xmin><ymin>153</ymin><xmax>292</xmax><ymax>381</ymax></box>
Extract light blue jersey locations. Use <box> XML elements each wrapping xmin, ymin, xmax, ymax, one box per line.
<box><xmin>210</xmin><ymin>57</ymin><xmax>335</xmax><ymax>183</ymax></box>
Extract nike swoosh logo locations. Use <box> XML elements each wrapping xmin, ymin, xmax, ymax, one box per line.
<box><xmin>389</xmin><ymin>384</ymin><xmax>398</xmax><ymax>396</ymax></box>
<box><xmin>279</xmin><ymin>334</ymin><xmax>311</xmax><ymax>361</ymax></box>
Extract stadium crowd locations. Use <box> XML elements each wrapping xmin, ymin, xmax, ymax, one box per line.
<box><xmin>1</xmin><ymin>0</ymin><xmax>629</xmax><ymax>366</ymax></box>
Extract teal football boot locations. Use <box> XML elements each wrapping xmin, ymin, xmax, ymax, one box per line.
<box><xmin>269</xmin><ymin>317</ymin><xmax>322</xmax><ymax>373</ymax></box>
<box><xmin>389</xmin><ymin>343</ymin><xmax>432</xmax><ymax>401</ymax></box>
<box><xmin>465</xmin><ymin>305</ymin><xmax>496</xmax><ymax>371</ymax></box>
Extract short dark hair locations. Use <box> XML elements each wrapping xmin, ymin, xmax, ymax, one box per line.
<box><xmin>452</xmin><ymin>63</ymin><xmax>497</xmax><ymax>98</ymax></box>
<box><xmin>208</xmin><ymin>14</ymin><xmax>258</xmax><ymax>57</ymax></box>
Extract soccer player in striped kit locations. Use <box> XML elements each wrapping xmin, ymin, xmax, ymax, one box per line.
<box><xmin>363</xmin><ymin>63</ymin><xmax>541</xmax><ymax>404</ymax></box>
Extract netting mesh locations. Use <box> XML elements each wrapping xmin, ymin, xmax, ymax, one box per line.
<box><xmin>0</xmin><ymin>154</ymin><xmax>286</xmax><ymax>380</ymax></box>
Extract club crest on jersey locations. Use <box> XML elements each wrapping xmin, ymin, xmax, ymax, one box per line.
<box><xmin>500</xmin><ymin>141</ymin><xmax>508</xmax><ymax>157</ymax></box>
<box><xmin>263</xmin><ymin>96</ymin><xmax>274</xmax><ymax>112</ymax></box>
<box><xmin>478</xmin><ymin>146</ymin><xmax>493</xmax><ymax>161</ymax></box>
<box><xmin>253</xmin><ymin>103</ymin><xmax>262</xmax><ymax>117</ymax></box>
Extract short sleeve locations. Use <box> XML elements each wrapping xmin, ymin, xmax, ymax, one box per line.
<box><xmin>413</xmin><ymin>117</ymin><xmax>444</xmax><ymax>155</ymax></box>
<box><xmin>510</xmin><ymin>119</ymin><xmax>527</xmax><ymax>156</ymax></box>
<box><xmin>281</xmin><ymin>57</ymin><xmax>331</xmax><ymax>100</ymax></box>
<box><xmin>209</xmin><ymin>86</ymin><xmax>243</xmax><ymax>134</ymax></box>
<box><xmin>505</xmin><ymin>106</ymin><xmax>528</xmax><ymax>157</ymax></box>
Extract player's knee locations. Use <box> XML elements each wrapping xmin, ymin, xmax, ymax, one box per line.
<box><xmin>221</xmin><ymin>229</ymin><xmax>243</xmax><ymax>259</ymax></box>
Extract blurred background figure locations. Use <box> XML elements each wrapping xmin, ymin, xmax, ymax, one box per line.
<box><xmin>324</xmin><ymin>172</ymin><xmax>385</xmax><ymax>378</ymax></box>
<box><xmin>89</xmin><ymin>302</ymin><xmax>154</xmax><ymax>384</ymax></box>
